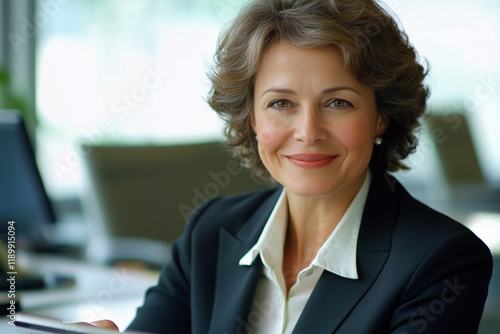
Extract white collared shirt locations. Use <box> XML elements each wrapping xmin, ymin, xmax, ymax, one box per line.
<box><xmin>238</xmin><ymin>171</ymin><xmax>372</xmax><ymax>334</ymax></box>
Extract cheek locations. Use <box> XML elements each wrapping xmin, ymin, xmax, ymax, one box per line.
<box><xmin>335</xmin><ymin>119</ymin><xmax>375</xmax><ymax>153</ymax></box>
<box><xmin>255</xmin><ymin>114</ymin><xmax>290</xmax><ymax>145</ymax></box>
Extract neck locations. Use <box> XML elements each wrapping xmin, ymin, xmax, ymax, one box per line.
<box><xmin>284</xmin><ymin>170</ymin><xmax>367</xmax><ymax>262</ymax></box>
<box><xmin>281</xmin><ymin>171</ymin><xmax>368</xmax><ymax>293</ymax></box>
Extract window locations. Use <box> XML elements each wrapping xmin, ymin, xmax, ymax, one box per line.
<box><xmin>35</xmin><ymin>0</ymin><xmax>500</xmax><ymax>199</ymax></box>
<box><xmin>36</xmin><ymin>0</ymin><xmax>247</xmax><ymax>197</ymax></box>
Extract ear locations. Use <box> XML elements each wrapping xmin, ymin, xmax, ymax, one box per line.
<box><xmin>376</xmin><ymin>112</ymin><xmax>389</xmax><ymax>137</ymax></box>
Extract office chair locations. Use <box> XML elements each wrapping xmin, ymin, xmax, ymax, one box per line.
<box><xmin>81</xmin><ymin>141</ymin><xmax>270</xmax><ymax>268</ymax></box>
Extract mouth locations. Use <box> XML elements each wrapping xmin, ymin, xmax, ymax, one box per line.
<box><xmin>285</xmin><ymin>154</ymin><xmax>338</xmax><ymax>169</ymax></box>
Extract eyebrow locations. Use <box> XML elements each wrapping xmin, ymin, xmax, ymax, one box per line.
<box><xmin>261</xmin><ymin>86</ymin><xmax>361</xmax><ymax>97</ymax></box>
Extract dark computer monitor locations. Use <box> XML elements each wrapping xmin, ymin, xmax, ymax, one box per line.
<box><xmin>0</xmin><ymin>110</ymin><xmax>56</xmax><ymax>249</ymax></box>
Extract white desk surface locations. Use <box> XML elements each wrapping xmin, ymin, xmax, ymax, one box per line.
<box><xmin>1</xmin><ymin>252</ymin><xmax>159</xmax><ymax>333</ymax></box>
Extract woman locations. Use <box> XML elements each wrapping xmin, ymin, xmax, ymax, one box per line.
<box><xmin>95</xmin><ymin>0</ymin><xmax>493</xmax><ymax>333</ymax></box>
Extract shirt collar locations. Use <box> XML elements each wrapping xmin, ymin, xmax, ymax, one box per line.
<box><xmin>239</xmin><ymin>188</ymin><xmax>288</xmax><ymax>269</ymax></box>
<box><xmin>239</xmin><ymin>170</ymin><xmax>372</xmax><ymax>280</ymax></box>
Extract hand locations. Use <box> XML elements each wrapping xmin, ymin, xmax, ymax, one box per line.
<box><xmin>74</xmin><ymin>320</ymin><xmax>120</xmax><ymax>331</ymax></box>
<box><xmin>91</xmin><ymin>320</ymin><xmax>120</xmax><ymax>330</ymax></box>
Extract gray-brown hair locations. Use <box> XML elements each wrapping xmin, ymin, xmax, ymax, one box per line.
<box><xmin>207</xmin><ymin>0</ymin><xmax>429</xmax><ymax>178</ymax></box>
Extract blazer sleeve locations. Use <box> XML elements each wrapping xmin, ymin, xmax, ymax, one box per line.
<box><xmin>125</xmin><ymin>198</ymin><xmax>216</xmax><ymax>334</ymax></box>
<box><xmin>389</xmin><ymin>229</ymin><xmax>493</xmax><ymax>333</ymax></box>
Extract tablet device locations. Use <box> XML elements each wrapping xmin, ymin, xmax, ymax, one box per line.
<box><xmin>13</xmin><ymin>313</ymin><xmax>149</xmax><ymax>334</ymax></box>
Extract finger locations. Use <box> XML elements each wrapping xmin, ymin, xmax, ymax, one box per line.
<box><xmin>90</xmin><ymin>320</ymin><xmax>120</xmax><ymax>331</ymax></box>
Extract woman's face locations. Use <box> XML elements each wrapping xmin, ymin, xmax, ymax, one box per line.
<box><xmin>252</xmin><ymin>41</ymin><xmax>388</xmax><ymax>198</ymax></box>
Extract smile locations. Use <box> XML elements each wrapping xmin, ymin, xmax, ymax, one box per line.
<box><xmin>285</xmin><ymin>154</ymin><xmax>338</xmax><ymax>169</ymax></box>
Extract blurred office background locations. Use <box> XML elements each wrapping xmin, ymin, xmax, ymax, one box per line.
<box><xmin>1</xmin><ymin>0</ymin><xmax>499</xmax><ymax>332</ymax></box>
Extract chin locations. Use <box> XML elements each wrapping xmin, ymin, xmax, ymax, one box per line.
<box><xmin>282</xmin><ymin>177</ymin><xmax>341</xmax><ymax>198</ymax></box>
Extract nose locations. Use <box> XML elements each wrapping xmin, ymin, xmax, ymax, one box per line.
<box><xmin>293</xmin><ymin>105</ymin><xmax>327</xmax><ymax>144</ymax></box>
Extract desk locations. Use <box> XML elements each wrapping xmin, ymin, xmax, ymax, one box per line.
<box><xmin>1</xmin><ymin>253</ymin><xmax>159</xmax><ymax>333</ymax></box>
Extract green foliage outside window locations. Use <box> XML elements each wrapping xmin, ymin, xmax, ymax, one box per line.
<box><xmin>0</xmin><ymin>66</ymin><xmax>28</xmax><ymax>120</ymax></box>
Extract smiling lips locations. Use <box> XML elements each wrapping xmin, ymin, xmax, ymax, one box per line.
<box><xmin>286</xmin><ymin>154</ymin><xmax>338</xmax><ymax>169</ymax></box>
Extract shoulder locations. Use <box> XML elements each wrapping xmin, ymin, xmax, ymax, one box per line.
<box><xmin>363</xmin><ymin>172</ymin><xmax>491</xmax><ymax>264</ymax></box>
<box><xmin>185</xmin><ymin>187</ymin><xmax>282</xmax><ymax>237</ymax></box>
<box><xmin>377</xmin><ymin>173</ymin><xmax>492</xmax><ymax>272</ymax></box>
<box><xmin>393</xmin><ymin>176</ymin><xmax>482</xmax><ymax>246</ymax></box>
<box><xmin>362</xmin><ymin>174</ymin><xmax>493</xmax><ymax>333</ymax></box>
<box><xmin>371</xmin><ymin>172</ymin><xmax>477</xmax><ymax>238</ymax></box>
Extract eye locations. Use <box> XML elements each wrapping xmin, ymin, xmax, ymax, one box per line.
<box><xmin>328</xmin><ymin>99</ymin><xmax>353</xmax><ymax>109</ymax></box>
<box><xmin>269</xmin><ymin>99</ymin><xmax>292</xmax><ymax>109</ymax></box>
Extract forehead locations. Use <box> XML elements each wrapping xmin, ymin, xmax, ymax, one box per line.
<box><xmin>262</xmin><ymin>40</ymin><xmax>343</xmax><ymax>62</ymax></box>
<box><xmin>254</xmin><ymin>41</ymin><xmax>369</xmax><ymax>94</ymax></box>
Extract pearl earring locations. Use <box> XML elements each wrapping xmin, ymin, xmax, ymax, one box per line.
<box><xmin>374</xmin><ymin>137</ymin><xmax>383</xmax><ymax>146</ymax></box>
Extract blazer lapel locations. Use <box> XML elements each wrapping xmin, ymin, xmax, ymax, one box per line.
<box><xmin>293</xmin><ymin>172</ymin><xmax>399</xmax><ymax>333</ymax></box>
<box><xmin>208</xmin><ymin>188</ymin><xmax>282</xmax><ymax>334</ymax></box>
<box><xmin>293</xmin><ymin>252</ymin><xmax>390</xmax><ymax>333</ymax></box>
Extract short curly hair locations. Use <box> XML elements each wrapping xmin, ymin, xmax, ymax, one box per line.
<box><xmin>207</xmin><ymin>0</ymin><xmax>429</xmax><ymax>178</ymax></box>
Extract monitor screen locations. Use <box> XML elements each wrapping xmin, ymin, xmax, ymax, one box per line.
<box><xmin>0</xmin><ymin>110</ymin><xmax>56</xmax><ymax>249</ymax></box>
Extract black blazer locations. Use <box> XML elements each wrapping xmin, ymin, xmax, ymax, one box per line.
<box><xmin>127</xmin><ymin>173</ymin><xmax>493</xmax><ymax>333</ymax></box>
